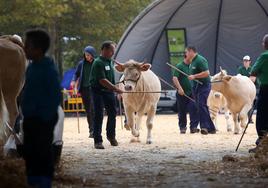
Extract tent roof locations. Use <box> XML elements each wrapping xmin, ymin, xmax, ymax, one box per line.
<box><xmin>114</xmin><ymin>0</ymin><xmax>268</xmax><ymax>86</ymax></box>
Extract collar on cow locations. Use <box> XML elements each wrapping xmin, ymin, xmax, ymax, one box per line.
<box><xmin>122</xmin><ymin>74</ymin><xmax>141</xmax><ymax>85</ymax></box>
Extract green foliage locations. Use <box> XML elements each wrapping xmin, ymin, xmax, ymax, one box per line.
<box><xmin>0</xmin><ymin>0</ymin><xmax>152</xmax><ymax>74</ymax></box>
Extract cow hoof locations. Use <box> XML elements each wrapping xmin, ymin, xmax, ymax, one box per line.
<box><xmin>124</xmin><ymin>124</ymin><xmax>130</xmax><ymax>131</ymax></box>
<box><xmin>227</xmin><ymin>128</ymin><xmax>232</xmax><ymax>132</ymax></box>
<box><xmin>146</xmin><ymin>140</ymin><xmax>152</xmax><ymax>144</ymax></box>
<box><xmin>132</xmin><ymin>130</ymin><xmax>139</xmax><ymax>137</ymax></box>
<box><xmin>234</xmin><ymin>132</ymin><xmax>239</xmax><ymax>135</ymax></box>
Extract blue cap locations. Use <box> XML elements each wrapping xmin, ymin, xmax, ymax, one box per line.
<box><xmin>84</xmin><ymin>46</ymin><xmax>96</xmax><ymax>57</ymax></box>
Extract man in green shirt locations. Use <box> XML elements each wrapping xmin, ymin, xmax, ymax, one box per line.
<box><xmin>186</xmin><ymin>46</ymin><xmax>216</xmax><ymax>135</ymax></box>
<box><xmin>172</xmin><ymin>58</ymin><xmax>199</xmax><ymax>134</ymax></box>
<box><xmin>249</xmin><ymin>34</ymin><xmax>268</xmax><ymax>152</ymax></box>
<box><xmin>238</xmin><ymin>55</ymin><xmax>252</xmax><ymax>77</ymax></box>
<box><xmin>90</xmin><ymin>41</ymin><xmax>123</xmax><ymax>149</ymax></box>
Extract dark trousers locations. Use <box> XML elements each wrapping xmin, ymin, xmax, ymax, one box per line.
<box><xmin>176</xmin><ymin>93</ymin><xmax>199</xmax><ymax>130</ymax></box>
<box><xmin>193</xmin><ymin>83</ymin><xmax>216</xmax><ymax>131</ymax></box>
<box><xmin>256</xmin><ymin>86</ymin><xmax>268</xmax><ymax>140</ymax></box>
<box><xmin>23</xmin><ymin>114</ymin><xmax>58</xmax><ymax>178</ymax></box>
<box><xmin>80</xmin><ymin>86</ymin><xmax>94</xmax><ymax>134</ymax></box>
<box><xmin>92</xmin><ymin>88</ymin><xmax>117</xmax><ymax>143</ymax></box>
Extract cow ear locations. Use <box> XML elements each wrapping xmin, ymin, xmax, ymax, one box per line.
<box><xmin>222</xmin><ymin>75</ymin><xmax>232</xmax><ymax>82</ymax></box>
<box><xmin>139</xmin><ymin>63</ymin><xmax>151</xmax><ymax>71</ymax></box>
<box><xmin>114</xmin><ymin>61</ymin><xmax>125</xmax><ymax>72</ymax></box>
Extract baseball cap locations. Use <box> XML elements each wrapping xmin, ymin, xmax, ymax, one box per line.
<box><xmin>243</xmin><ymin>55</ymin><xmax>250</xmax><ymax>61</ymax></box>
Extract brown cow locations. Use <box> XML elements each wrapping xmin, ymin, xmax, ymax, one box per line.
<box><xmin>0</xmin><ymin>35</ymin><xmax>26</xmax><ymax>143</ymax></box>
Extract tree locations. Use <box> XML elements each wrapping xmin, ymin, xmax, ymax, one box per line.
<box><xmin>0</xmin><ymin>0</ymin><xmax>152</xmax><ymax>75</ymax></box>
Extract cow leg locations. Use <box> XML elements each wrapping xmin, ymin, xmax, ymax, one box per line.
<box><xmin>130</xmin><ymin>113</ymin><xmax>142</xmax><ymax>143</ymax></box>
<box><xmin>146</xmin><ymin>106</ymin><xmax>156</xmax><ymax>144</ymax></box>
<box><xmin>239</xmin><ymin>103</ymin><xmax>252</xmax><ymax>129</ymax></box>
<box><xmin>225</xmin><ymin>110</ymin><xmax>232</xmax><ymax>132</ymax></box>
<box><xmin>125</xmin><ymin>108</ymin><xmax>139</xmax><ymax>137</ymax></box>
<box><xmin>233</xmin><ymin>113</ymin><xmax>239</xmax><ymax>134</ymax></box>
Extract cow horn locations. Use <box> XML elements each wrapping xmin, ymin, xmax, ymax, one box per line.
<box><xmin>220</xmin><ymin>66</ymin><xmax>223</xmax><ymax>74</ymax></box>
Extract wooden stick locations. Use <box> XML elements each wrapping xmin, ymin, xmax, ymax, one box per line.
<box><xmin>73</xmin><ymin>89</ymin><xmax>80</xmax><ymax>134</ymax></box>
<box><xmin>122</xmin><ymin>91</ymin><xmax>167</xmax><ymax>94</ymax></box>
<box><xmin>118</xmin><ymin>98</ymin><xmax>123</xmax><ymax>130</ymax></box>
<box><xmin>166</xmin><ymin>62</ymin><xmax>203</xmax><ymax>85</ymax></box>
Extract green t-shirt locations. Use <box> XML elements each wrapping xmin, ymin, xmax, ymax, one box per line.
<box><xmin>89</xmin><ymin>56</ymin><xmax>115</xmax><ymax>90</ymax></box>
<box><xmin>251</xmin><ymin>50</ymin><xmax>268</xmax><ymax>86</ymax></box>
<box><xmin>173</xmin><ymin>62</ymin><xmax>192</xmax><ymax>96</ymax></box>
<box><xmin>189</xmin><ymin>54</ymin><xmax>210</xmax><ymax>86</ymax></box>
<box><xmin>238</xmin><ymin>65</ymin><xmax>260</xmax><ymax>88</ymax></box>
<box><xmin>81</xmin><ymin>61</ymin><xmax>92</xmax><ymax>87</ymax></box>
<box><xmin>237</xmin><ymin>66</ymin><xmax>252</xmax><ymax>77</ymax></box>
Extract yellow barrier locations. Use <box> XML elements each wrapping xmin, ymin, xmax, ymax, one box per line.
<box><xmin>62</xmin><ymin>90</ymin><xmax>85</xmax><ymax>113</ymax></box>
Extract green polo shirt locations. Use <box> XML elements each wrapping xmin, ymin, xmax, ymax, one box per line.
<box><xmin>237</xmin><ymin>66</ymin><xmax>252</xmax><ymax>77</ymax></box>
<box><xmin>89</xmin><ymin>56</ymin><xmax>115</xmax><ymax>90</ymax></box>
<box><xmin>81</xmin><ymin>61</ymin><xmax>92</xmax><ymax>87</ymax></box>
<box><xmin>173</xmin><ymin>62</ymin><xmax>192</xmax><ymax>96</ymax></box>
<box><xmin>238</xmin><ymin>65</ymin><xmax>260</xmax><ymax>88</ymax></box>
<box><xmin>251</xmin><ymin>50</ymin><xmax>268</xmax><ymax>86</ymax></box>
<box><xmin>189</xmin><ymin>54</ymin><xmax>210</xmax><ymax>86</ymax></box>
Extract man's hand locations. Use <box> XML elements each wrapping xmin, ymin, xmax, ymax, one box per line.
<box><xmin>114</xmin><ymin>87</ymin><xmax>124</xmax><ymax>94</ymax></box>
<box><xmin>117</xmin><ymin>94</ymin><xmax>122</xmax><ymax>100</ymax></box>
<box><xmin>178</xmin><ymin>88</ymin><xmax>185</xmax><ymax>96</ymax></box>
<box><xmin>250</xmin><ymin>76</ymin><xmax>256</xmax><ymax>83</ymax></box>
<box><xmin>188</xmin><ymin>75</ymin><xmax>195</xmax><ymax>80</ymax></box>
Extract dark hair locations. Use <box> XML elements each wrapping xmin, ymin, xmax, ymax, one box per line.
<box><xmin>25</xmin><ymin>29</ymin><xmax>50</xmax><ymax>53</ymax></box>
<box><xmin>186</xmin><ymin>46</ymin><xmax>197</xmax><ymax>53</ymax></box>
<box><xmin>264</xmin><ymin>34</ymin><xmax>268</xmax><ymax>50</ymax></box>
<box><xmin>101</xmin><ymin>40</ymin><xmax>115</xmax><ymax>50</ymax></box>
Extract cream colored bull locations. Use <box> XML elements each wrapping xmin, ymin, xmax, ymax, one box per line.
<box><xmin>207</xmin><ymin>90</ymin><xmax>232</xmax><ymax>132</ymax></box>
<box><xmin>115</xmin><ymin>60</ymin><xmax>161</xmax><ymax>144</ymax></box>
<box><xmin>0</xmin><ymin>35</ymin><xmax>26</xmax><ymax>143</ymax></box>
<box><xmin>211</xmin><ymin>69</ymin><xmax>256</xmax><ymax>134</ymax></box>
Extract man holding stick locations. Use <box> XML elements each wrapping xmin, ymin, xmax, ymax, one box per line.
<box><xmin>249</xmin><ymin>34</ymin><xmax>268</xmax><ymax>152</ymax></box>
<box><xmin>185</xmin><ymin>46</ymin><xmax>216</xmax><ymax>135</ymax></box>
<box><xmin>172</xmin><ymin>57</ymin><xmax>199</xmax><ymax>134</ymax></box>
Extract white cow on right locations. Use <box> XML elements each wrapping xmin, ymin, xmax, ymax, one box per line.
<box><xmin>211</xmin><ymin>69</ymin><xmax>256</xmax><ymax>134</ymax></box>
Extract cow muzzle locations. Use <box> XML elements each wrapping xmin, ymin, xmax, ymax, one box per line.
<box><xmin>124</xmin><ymin>85</ymin><xmax>133</xmax><ymax>91</ymax></box>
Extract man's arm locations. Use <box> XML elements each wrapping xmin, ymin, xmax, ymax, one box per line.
<box><xmin>188</xmin><ymin>70</ymin><xmax>209</xmax><ymax>80</ymax></box>
<box><xmin>71</xmin><ymin>62</ymin><xmax>82</xmax><ymax>87</ymax></box>
<box><xmin>172</xmin><ymin>76</ymin><xmax>184</xmax><ymax>95</ymax></box>
<box><xmin>99</xmin><ymin>79</ymin><xmax>123</xmax><ymax>94</ymax></box>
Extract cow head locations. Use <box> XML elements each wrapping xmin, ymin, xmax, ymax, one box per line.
<box><xmin>211</xmin><ymin>67</ymin><xmax>228</xmax><ymax>82</ymax></box>
<box><xmin>115</xmin><ymin>59</ymin><xmax>151</xmax><ymax>91</ymax></box>
<box><xmin>211</xmin><ymin>67</ymin><xmax>233</xmax><ymax>92</ymax></box>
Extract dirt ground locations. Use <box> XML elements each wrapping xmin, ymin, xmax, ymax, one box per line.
<box><xmin>53</xmin><ymin>113</ymin><xmax>268</xmax><ymax>188</ymax></box>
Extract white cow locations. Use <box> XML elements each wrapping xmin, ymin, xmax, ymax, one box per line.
<box><xmin>211</xmin><ymin>69</ymin><xmax>256</xmax><ymax>134</ymax></box>
<box><xmin>207</xmin><ymin>90</ymin><xmax>232</xmax><ymax>132</ymax></box>
<box><xmin>115</xmin><ymin>60</ymin><xmax>161</xmax><ymax>144</ymax></box>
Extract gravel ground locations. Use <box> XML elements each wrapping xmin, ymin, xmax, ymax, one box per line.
<box><xmin>54</xmin><ymin>113</ymin><xmax>268</xmax><ymax>188</ymax></box>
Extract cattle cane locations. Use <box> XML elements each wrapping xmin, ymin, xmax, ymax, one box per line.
<box><xmin>235</xmin><ymin>102</ymin><xmax>257</xmax><ymax>152</ymax></box>
<box><xmin>166</xmin><ymin>63</ymin><xmax>203</xmax><ymax>85</ymax></box>
<box><xmin>158</xmin><ymin>75</ymin><xmax>196</xmax><ymax>103</ymax></box>
<box><xmin>118</xmin><ymin>98</ymin><xmax>124</xmax><ymax>130</ymax></box>
<box><xmin>74</xmin><ymin>89</ymin><xmax>80</xmax><ymax>134</ymax></box>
